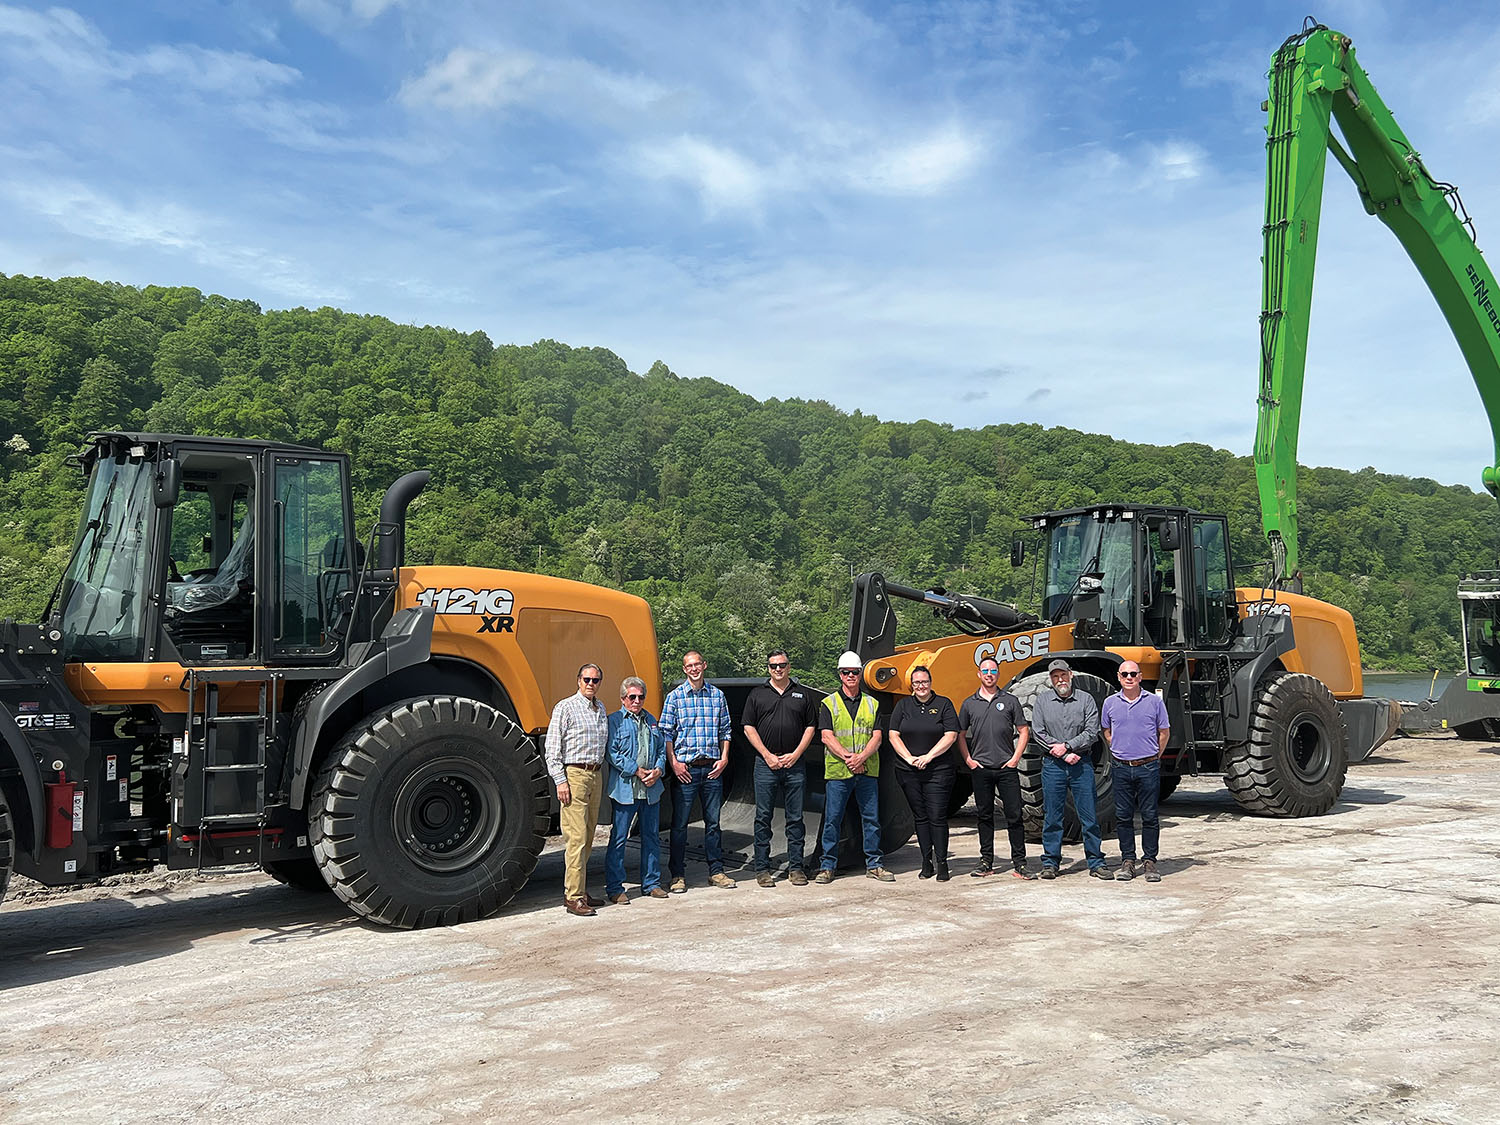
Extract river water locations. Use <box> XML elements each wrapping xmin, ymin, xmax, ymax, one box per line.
<box><xmin>1363</xmin><ymin>670</ymin><xmax>1458</xmax><ymax>701</ymax></box>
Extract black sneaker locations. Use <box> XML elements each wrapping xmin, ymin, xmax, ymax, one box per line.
<box><xmin>1088</xmin><ymin>866</ymin><xmax>1112</xmax><ymax>881</ymax></box>
<box><xmin>1012</xmin><ymin>864</ymin><xmax>1036</xmax><ymax>881</ymax></box>
<box><xmin>969</xmin><ymin>863</ymin><xmax>994</xmax><ymax>878</ymax></box>
<box><xmin>1039</xmin><ymin>866</ymin><xmax>1058</xmax><ymax>880</ymax></box>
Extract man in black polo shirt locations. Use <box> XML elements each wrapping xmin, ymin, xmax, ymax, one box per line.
<box><xmin>742</xmin><ymin>650</ymin><xmax>819</xmax><ymax>887</ymax></box>
<box><xmin>958</xmin><ymin>657</ymin><xmax>1034</xmax><ymax>879</ymax></box>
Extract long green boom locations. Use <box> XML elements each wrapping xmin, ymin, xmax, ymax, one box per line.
<box><xmin>1256</xmin><ymin>22</ymin><xmax>1500</xmax><ymax>583</ymax></box>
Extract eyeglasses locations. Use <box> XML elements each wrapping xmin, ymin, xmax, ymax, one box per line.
<box><xmin>581</xmin><ymin>676</ymin><xmax>601</xmax><ymax>685</ymax></box>
<box><xmin>768</xmin><ymin>662</ymin><xmax>789</xmax><ymax>670</ymax></box>
<box><xmin>1119</xmin><ymin>671</ymin><xmax>1140</xmax><ymax>678</ymax></box>
<box><xmin>625</xmin><ymin>693</ymin><xmax>645</xmax><ymax>701</ymax></box>
<box><xmin>838</xmin><ymin>669</ymin><xmax>860</xmax><ymax>676</ymax></box>
<box><xmin>912</xmin><ymin>680</ymin><xmax>931</xmax><ymax>688</ymax></box>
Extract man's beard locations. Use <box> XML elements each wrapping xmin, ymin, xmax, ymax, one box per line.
<box><xmin>1054</xmin><ymin>681</ymin><xmax>1073</xmax><ymax>698</ymax></box>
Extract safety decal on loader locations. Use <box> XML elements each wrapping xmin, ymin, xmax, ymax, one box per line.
<box><xmin>415</xmin><ymin>587</ymin><xmax>516</xmax><ymax>633</ymax></box>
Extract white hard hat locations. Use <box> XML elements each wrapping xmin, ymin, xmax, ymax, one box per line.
<box><xmin>837</xmin><ymin>650</ymin><xmax>863</xmax><ymax>670</ymax></box>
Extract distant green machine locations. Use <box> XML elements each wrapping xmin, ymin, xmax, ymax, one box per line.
<box><xmin>1255</xmin><ymin>19</ymin><xmax>1500</xmax><ymax>729</ymax></box>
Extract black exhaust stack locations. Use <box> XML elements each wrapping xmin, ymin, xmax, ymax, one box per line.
<box><xmin>377</xmin><ymin>470</ymin><xmax>431</xmax><ymax>573</ymax></box>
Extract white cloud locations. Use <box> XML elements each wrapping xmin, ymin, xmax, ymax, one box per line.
<box><xmin>1</xmin><ymin>176</ymin><xmax>342</xmax><ymax>305</ymax></box>
<box><xmin>399</xmin><ymin>45</ymin><xmax>668</xmax><ymax>120</ymax></box>
<box><xmin>857</xmin><ymin>126</ymin><xmax>983</xmax><ymax>195</ymax></box>
<box><xmin>636</xmin><ymin>136</ymin><xmax>768</xmax><ymax>216</ymax></box>
<box><xmin>0</xmin><ymin>5</ymin><xmax>300</xmax><ymax>96</ymax></box>
<box><xmin>1149</xmin><ymin>140</ymin><xmax>1206</xmax><ymax>182</ymax></box>
<box><xmin>133</xmin><ymin>44</ymin><xmax>299</xmax><ymax>96</ymax></box>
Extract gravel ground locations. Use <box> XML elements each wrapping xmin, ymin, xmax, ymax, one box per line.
<box><xmin>3</xmin><ymin>735</ymin><xmax>1498</xmax><ymax>1124</ymax></box>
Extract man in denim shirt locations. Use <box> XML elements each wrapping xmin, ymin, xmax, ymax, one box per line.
<box><xmin>1030</xmin><ymin>659</ymin><xmax>1108</xmax><ymax>880</ymax></box>
<box><xmin>661</xmin><ymin>650</ymin><xmax>735</xmax><ymax>892</ymax></box>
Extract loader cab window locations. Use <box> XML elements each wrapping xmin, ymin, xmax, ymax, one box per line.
<box><xmin>163</xmin><ymin>453</ymin><xmax>257</xmax><ymax>662</ymax></box>
<box><xmin>1042</xmin><ymin>513</ymin><xmax>1136</xmax><ymax>644</ymax></box>
<box><xmin>271</xmin><ymin>457</ymin><xmax>351</xmax><ymax>659</ymax></box>
<box><xmin>1143</xmin><ymin>526</ymin><xmax>1181</xmax><ymax>646</ymax></box>
<box><xmin>1190</xmin><ymin>517</ymin><xmax>1233</xmax><ymax>647</ymax></box>
<box><xmin>58</xmin><ymin>453</ymin><xmax>156</xmax><ymax>662</ymax></box>
<box><xmin>1462</xmin><ymin>599</ymin><xmax>1500</xmax><ymax>677</ymax></box>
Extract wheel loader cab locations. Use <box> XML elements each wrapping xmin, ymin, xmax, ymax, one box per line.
<box><xmin>60</xmin><ymin>434</ymin><xmax>357</xmax><ymax>667</ymax></box>
<box><xmin>1031</xmin><ymin>505</ymin><xmax>1237</xmax><ymax>651</ymax></box>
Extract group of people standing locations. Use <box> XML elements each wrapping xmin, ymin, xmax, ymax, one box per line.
<box><xmin>543</xmin><ymin>647</ymin><xmax>1172</xmax><ymax>916</ymax></box>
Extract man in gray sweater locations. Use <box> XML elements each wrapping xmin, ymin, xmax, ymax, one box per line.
<box><xmin>1030</xmin><ymin>659</ymin><xmax>1109</xmax><ymax>880</ymax></box>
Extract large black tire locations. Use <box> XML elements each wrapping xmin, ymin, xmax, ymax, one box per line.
<box><xmin>1012</xmin><ymin>671</ymin><xmax>1116</xmax><ymax>844</ymax></box>
<box><xmin>1158</xmin><ymin>775</ymin><xmax>1181</xmax><ymax>802</ymax></box>
<box><xmin>0</xmin><ymin>787</ymin><xmax>13</xmax><ymax>909</ymax></box>
<box><xmin>1224</xmin><ymin>672</ymin><xmax>1348</xmax><ymax>817</ymax></box>
<box><xmin>308</xmin><ymin>696</ymin><xmax>549</xmax><ymax>929</ymax></box>
<box><xmin>264</xmin><ymin>857</ymin><xmax>332</xmax><ymax>893</ymax></box>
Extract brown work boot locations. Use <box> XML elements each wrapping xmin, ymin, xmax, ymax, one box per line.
<box><xmin>788</xmin><ymin>869</ymin><xmax>809</xmax><ymax>886</ymax></box>
<box><xmin>608</xmin><ymin>892</ymin><xmax>630</xmax><ymax>905</ymax></box>
<box><xmin>646</xmin><ymin>887</ymin><xmax>669</xmax><ymax>899</ymax></box>
<box><xmin>814</xmin><ymin>869</ymin><xmax>834</xmax><ymax>884</ymax></box>
<box><xmin>1116</xmin><ymin>860</ymin><xmax>1137</xmax><ymax>881</ymax></box>
<box><xmin>756</xmin><ymin>871</ymin><xmax>776</xmax><ymax>888</ymax></box>
<box><xmin>866</xmin><ymin>866</ymin><xmax>895</xmax><ymax>882</ymax></box>
<box><xmin>1143</xmin><ymin>859</ymin><xmax>1161</xmax><ymax>882</ymax></box>
<box><xmin>709</xmin><ymin>872</ymin><xmax>737</xmax><ymax>889</ymax></box>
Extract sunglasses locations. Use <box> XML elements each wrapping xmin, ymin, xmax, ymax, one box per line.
<box><xmin>1119</xmin><ymin>671</ymin><xmax>1140</xmax><ymax>678</ymax></box>
<box><xmin>768</xmin><ymin>662</ymin><xmax>789</xmax><ymax>670</ymax></box>
<box><xmin>625</xmin><ymin>693</ymin><xmax>645</xmax><ymax>701</ymax></box>
<box><xmin>581</xmin><ymin>676</ymin><xmax>602</xmax><ymax>685</ymax></box>
<box><xmin>979</xmin><ymin>668</ymin><xmax>999</xmax><ymax>675</ymax></box>
<box><xmin>838</xmin><ymin>669</ymin><xmax>861</xmax><ymax>676</ymax></box>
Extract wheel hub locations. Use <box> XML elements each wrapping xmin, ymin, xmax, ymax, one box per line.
<box><xmin>393</xmin><ymin>757</ymin><xmax>503</xmax><ymax>873</ymax></box>
<box><xmin>1285</xmin><ymin>711</ymin><xmax>1331</xmax><ymax>784</ymax></box>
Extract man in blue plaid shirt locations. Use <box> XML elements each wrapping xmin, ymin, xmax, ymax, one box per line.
<box><xmin>661</xmin><ymin>650</ymin><xmax>735</xmax><ymax>892</ymax></box>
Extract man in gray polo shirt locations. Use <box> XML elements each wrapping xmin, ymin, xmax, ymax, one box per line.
<box><xmin>1101</xmin><ymin>660</ymin><xmax>1171</xmax><ymax>882</ymax></box>
<box><xmin>957</xmin><ymin>657</ymin><xmax>1033</xmax><ymax>879</ymax></box>
<box><xmin>1030</xmin><ymin>658</ymin><xmax>1108</xmax><ymax>880</ymax></box>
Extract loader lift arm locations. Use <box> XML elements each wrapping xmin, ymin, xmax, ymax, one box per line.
<box><xmin>1256</xmin><ymin>19</ymin><xmax>1500</xmax><ymax>585</ymax></box>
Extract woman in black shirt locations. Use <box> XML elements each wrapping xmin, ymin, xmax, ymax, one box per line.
<box><xmin>887</xmin><ymin>667</ymin><xmax>960</xmax><ymax>880</ymax></box>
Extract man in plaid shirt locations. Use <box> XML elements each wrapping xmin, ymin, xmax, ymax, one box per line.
<box><xmin>546</xmin><ymin>663</ymin><xmax>610</xmax><ymax>916</ymax></box>
<box><xmin>661</xmin><ymin>650</ymin><xmax>735</xmax><ymax>892</ymax></box>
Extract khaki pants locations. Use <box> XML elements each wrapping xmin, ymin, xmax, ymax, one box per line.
<box><xmin>561</xmin><ymin>765</ymin><xmax>603</xmax><ymax>901</ymax></box>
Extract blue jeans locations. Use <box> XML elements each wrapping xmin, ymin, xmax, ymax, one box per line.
<box><xmin>1113</xmin><ymin>758</ymin><xmax>1161</xmax><ymax>862</ymax></box>
<box><xmin>819</xmin><ymin>774</ymin><xmax>883</xmax><ymax>871</ymax></box>
<box><xmin>753</xmin><ymin>758</ymin><xmax>806</xmax><ymax>872</ymax></box>
<box><xmin>669</xmin><ymin>762</ymin><xmax>725</xmax><ymax>877</ymax></box>
<box><xmin>605</xmin><ymin>797</ymin><xmax>662</xmax><ymax>895</ymax></box>
<box><xmin>1041</xmin><ymin>755</ymin><xmax>1105</xmax><ymax>870</ymax></box>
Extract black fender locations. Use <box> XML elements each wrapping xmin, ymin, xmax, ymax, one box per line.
<box><xmin>1013</xmin><ymin>650</ymin><xmax>1125</xmax><ymax>684</ymax></box>
<box><xmin>1224</xmin><ymin>612</ymin><xmax>1298</xmax><ymax>744</ymax></box>
<box><xmin>0</xmin><ymin>707</ymin><xmax>47</xmax><ymax>861</ymax></box>
<box><xmin>288</xmin><ymin>607</ymin><xmax>436</xmax><ymax>809</ymax></box>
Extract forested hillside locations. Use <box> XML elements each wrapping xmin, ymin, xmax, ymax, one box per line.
<box><xmin>1</xmin><ymin>273</ymin><xmax>1493</xmax><ymax>676</ymax></box>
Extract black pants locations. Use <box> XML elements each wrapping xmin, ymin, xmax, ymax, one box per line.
<box><xmin>896</xmin><ymin>765</ymin><xmax>956</xmax><ymax>862</ymax></box>
<box><xmin>971</xmin><ymin>766</ymin><xmax>1027</xmax><ymax>867</ymax></box>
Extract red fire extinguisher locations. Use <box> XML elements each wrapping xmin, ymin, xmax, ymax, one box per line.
<box><xmin>45</xmin><ymin>770</ymin><xmax>76</xmax><ymax>849</ymax></box>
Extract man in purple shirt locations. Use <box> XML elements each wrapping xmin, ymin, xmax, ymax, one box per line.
<box><xmin>1100</xmin><ymin>661</ymin><xmax>1171</xmax><ymax>882</ymax></box>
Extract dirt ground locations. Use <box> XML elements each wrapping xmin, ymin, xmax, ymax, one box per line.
<box><xmin>3</xmin><ymin>735</ymin><xmax>1499</xmax><ymax>1124</ymax></box>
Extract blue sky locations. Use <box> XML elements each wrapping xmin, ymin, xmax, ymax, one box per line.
<box><xmin>3</xmin><ymin>1</ymin><xmax>1500</xmax><ymax>488</ymax></box>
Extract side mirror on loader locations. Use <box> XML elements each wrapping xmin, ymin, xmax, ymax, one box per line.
<box><xmin>1010</xmin><ymin>538</ymin><xmax>1025</xmax><ymax>567</ymax></box>
<box><xmin>1159</xmin><ymin>519</ymin><xmax>1181</xmax><ymax>552</ymax></box>
<box><xmin>153</xmin><ymin>459</ymin><xmax>181</xmax><ymax>508</ymax></box>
